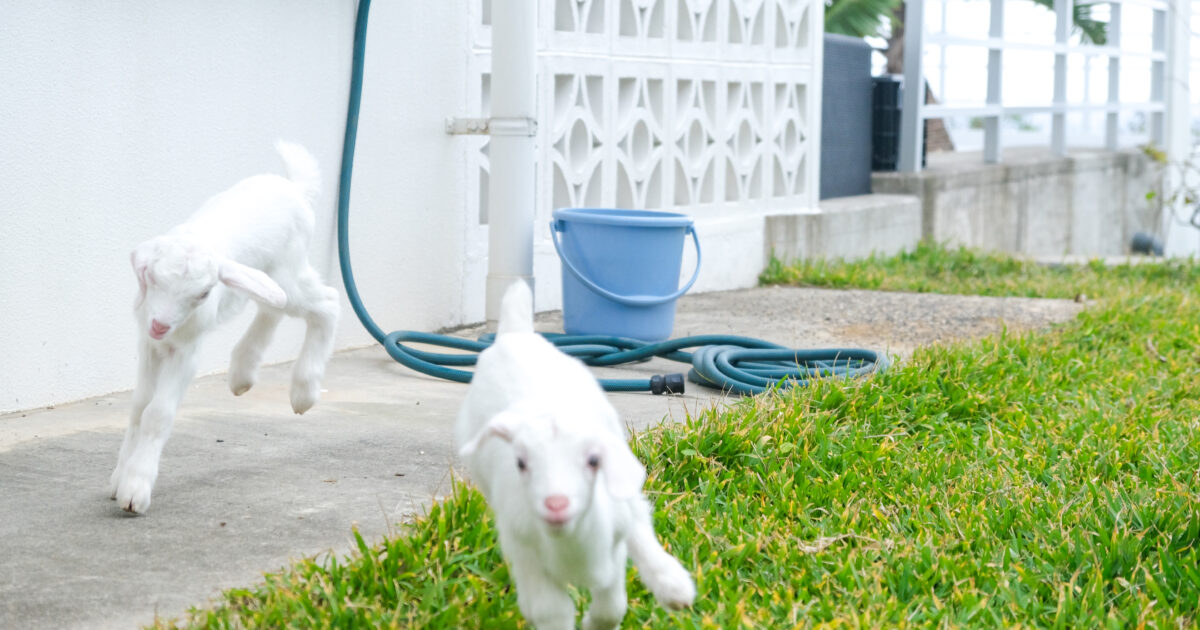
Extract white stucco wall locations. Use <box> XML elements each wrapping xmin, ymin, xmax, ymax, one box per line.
<box><xmin>0</xmin><ymin>1</ymin><xmax>470</xmax><ymax>413</ymax></box>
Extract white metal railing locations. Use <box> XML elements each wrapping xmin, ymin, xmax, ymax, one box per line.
<box><xmin>899</xmin><ymin>0</ymin><xmax>1189</xmax><ymax>172</ymax></box>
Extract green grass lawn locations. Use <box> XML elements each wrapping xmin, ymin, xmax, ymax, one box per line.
<box><xmin>760</xmin><ymin>240</ymin><xmax>1200</xmax><ymax>300</ymax></box>
<box><xmin>157</xmin><ymin>245</ymin><xmax>1200</xmax><ymax>629</ymax></box>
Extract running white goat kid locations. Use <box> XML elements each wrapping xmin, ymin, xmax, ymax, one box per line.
<box><xmin>110</xmin><ymin>141</ymin><xmax>340</xmax><ymax>514</ymax></box>
<box><xmin>456</xmin><ymin>282</ymin><xmax>695</xmax><ymax>630</ymax></box>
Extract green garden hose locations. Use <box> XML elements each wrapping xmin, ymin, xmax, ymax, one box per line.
<box><xmin>334</xmin><ymin>0</ymin><xmax>887</xmax><ymax>396</ymax></box>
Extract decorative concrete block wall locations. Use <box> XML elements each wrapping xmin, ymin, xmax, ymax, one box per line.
<box><xmin>462</xmin><ymin>0</ymin><xmax>825</xmax><ymax>317</ymax></box>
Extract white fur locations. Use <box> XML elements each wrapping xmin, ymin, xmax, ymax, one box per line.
<box><xmin>110</xmin><ymin>140</ymin><xmax>340</xmax><ymax>514</ymax></box>
<box><xmin>455</xmin><ymin>281</ymin><xmax>696</xmax><ymax>630</ymax></box>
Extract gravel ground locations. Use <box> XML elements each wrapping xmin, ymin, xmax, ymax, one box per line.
<box><xmin>511</xmin><ymin>286</ymin><xmax>1086</xmax><ymax>362</ymax></box>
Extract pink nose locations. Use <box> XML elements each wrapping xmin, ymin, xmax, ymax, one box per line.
<box><xmin>149</xmin><ymin>319</ymin><xmax>170</xmax><ymax>339</ymax></box>
<box><xmin>544</xmin><ymin>494</ymin><xmax>569</xmax><ymax>513</ymax></box>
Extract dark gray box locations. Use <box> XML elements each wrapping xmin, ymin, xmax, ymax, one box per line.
<box><xmin>820</xmin><ymin>33</ymin><xmax>873</xmax><ymax>200</ymax></box>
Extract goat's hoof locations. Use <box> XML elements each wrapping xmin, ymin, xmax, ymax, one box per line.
<box><xmin>108</xmin><ymin>468</ymin><xmax>122</xmax><ymax>500</ymax></box>
<box><xmin>582</xmin><ymin>611</ymin><xmax>624</xmax><ymax>630</ymax></box>
<box><xmin>291</xmin><ymin>394</ymin><xmax>316</xmax><ymax>414</ymax></box>
<box><xmin>646</xmin><ymin>563</ymin><xmax>696</xmax><ymax>611</ymax></box>
<box><xmin>290</xmin><ymin>381</ymin><xmax>319</xmax><ymax>414</ymax></box>
<box><xmin>115</xmin><ymin>475</ymin><xmax>153</xmax><ymax>515</ymax></box>
<box><xmin>229</xmin><ymin>372</ymin><xmax>255</xmax><ymax>396</ymax></box>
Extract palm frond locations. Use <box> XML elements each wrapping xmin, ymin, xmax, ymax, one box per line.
<box><xmin>1028</xmin><ymin>0</ymin><xmax>1108</xmax><ymax>45</ymax></box>
<box><xmin>1072</xmin><ymin>2</ymin><xmax>1108</xmax><ymax>46</ymax></box>
<box><xmin>824</xmin><ymin>0</ymin><xmax>900</xmax><ymax>38</ymax></box>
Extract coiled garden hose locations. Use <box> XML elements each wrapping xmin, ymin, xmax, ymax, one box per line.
<box><xmin>334</xmin><ymin>0</ymin><xmax>887</xmax><ymax>396</ymax></box>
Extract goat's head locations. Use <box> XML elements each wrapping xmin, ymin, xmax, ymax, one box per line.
<box><xmin>459</xmin><ymin>400</ymin><xmax>646</xmax><ymax>535</ymax></box>
<box><xmin>131</xmin><ymin>235</ymin><xmax>286</xmax><ymax>341</ymax></box>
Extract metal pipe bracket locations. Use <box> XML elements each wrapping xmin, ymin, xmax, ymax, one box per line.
<box><xmin>444</xmin><ymin>116</ymin><xmax>537</xmax><ymax>136</ymax></box>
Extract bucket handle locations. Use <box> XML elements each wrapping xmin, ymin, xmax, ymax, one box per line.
<box><xmin>550</xmin><ymin>219</ymin><xmax>702</xmax><ymax>307</ymax></box>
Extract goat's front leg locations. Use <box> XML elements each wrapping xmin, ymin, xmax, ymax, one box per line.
<box><xmin>626</xmin><ymin>498</ymin><xmax>696</xmax><ymax>610</ymax></box>
<box><xmin>582</xmin><ymin>549</ymin><xmax>629</xmax><ymax>630</ymax></box>
<box><xmin>229</xmin><ymin>305</ymin><xmax>283</xmax><ymax>396</ymax></box>
<box><xmin>109</xmin><ymin>342</ymin><xmax>160</xmax><ymax>499</ymax></box>
<box><xmin>114</xmin><ymin>346</ymin><xmax>197</xmax><ymax>514</ymax></box>
<box><xmin>504</xmin><ymin>545</ymin><xmax>577</xmax><ymax>630</ymax></box>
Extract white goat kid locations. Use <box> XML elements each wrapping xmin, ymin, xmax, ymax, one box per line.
<box><xmin>110</xmin><ymin>141</ymin><xmax>340</xmax><ymax>514</ymax></box>
<box><xmin>456</xmin><ymin>282</ymin><xmax>695</xmax><ymax>630</ymax></box>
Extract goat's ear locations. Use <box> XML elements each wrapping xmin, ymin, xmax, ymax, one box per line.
<box><xmin>458</xmin><ymin>413</ymin><xmax>518</xmax><ymax>458</ymax></box>
<box><xmin>130</xmin><ymin>242</ymin><xmax>154</xmax><ymax>301</ymax></box>
<box><xmin>218</xmin><ymin>259</ymin><xmax>287</xmax><ymax>309</ymax></box>
<box><xmin>599</xmin><ymin>434</ymin><xmax>647</xmax><ymax>500</ymax></box>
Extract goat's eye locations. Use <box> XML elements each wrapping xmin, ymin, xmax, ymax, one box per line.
<box><xmin>196</xmin><ymin>289</ymin><xmax>211</xmax><ymax>301</ymax></box>
<box><xmin>587</xmin><ymin>454</ymin><xmax>601</xmax><ymax>469</ymax></box>
<box><xmin>516</xmin><ymin>457</ymin><xmax>527</xmax><ymax>472</ymax></box>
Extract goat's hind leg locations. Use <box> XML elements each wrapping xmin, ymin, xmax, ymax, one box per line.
<box><xmin>229</xmin><ymin>305</ymin><xmax>284</xmax><ymax>396</ymax></box>
<box><xmin>286</xmin><ymin>265</ymin><xmax>339</xmax><ymax>414</ymax></box>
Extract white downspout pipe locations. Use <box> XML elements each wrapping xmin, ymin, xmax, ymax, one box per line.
<box><xmin>898</xmin><ymin>0</ymin><xmax>925</xmax><ymax>173</ymax></box>
<box><xmin>486</xmin><ymin>0</ymin><xmax>537</xmax><ymax>324</ymax></box>
<box><xmin>1163</xmin><ymin>0</ymin><xmax>1194</xmax><ymax>256</ymax></box>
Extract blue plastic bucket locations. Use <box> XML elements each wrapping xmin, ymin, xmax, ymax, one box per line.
<box><xmin>551</xmin><ymin>208</ymin><xmax>701</xmax><ymax>342</ymax></box>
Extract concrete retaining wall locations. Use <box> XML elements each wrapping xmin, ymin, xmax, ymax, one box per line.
<box><xmin>765</xmin><ymin>194</ymin><xmax>922</xmax><ymax>264</ymax></box>
<box><xmin>871</xmin><ymin>148</ymin><xmax>1161</xmax><ymax>256</ymax></box>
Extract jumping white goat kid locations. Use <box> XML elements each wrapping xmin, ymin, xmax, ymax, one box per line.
<box><xmin>110</xmin><ymin>141</ymin><xmax>340</xmax><ymax>514</ymax></box>
<box><xmin>456</xmin><ymin>281</ymin><xmax>695</xmax><ymax>630</ymax></box>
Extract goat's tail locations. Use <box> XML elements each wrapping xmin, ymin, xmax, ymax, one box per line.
<box><xmin>275</xmin><ymin>140</ymin><xmax>321</xmax><ymax>207</ymax></box>
<box><xmin>496</xmin><ymin>280</ymin><xmax>534</xmax><ymax>335</ymax></box>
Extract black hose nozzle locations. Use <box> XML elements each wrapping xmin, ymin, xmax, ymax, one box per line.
<box><xmin>650</xmin><ymin>373</ymin><xmax>685</xmax><ymax>395</ymax></box>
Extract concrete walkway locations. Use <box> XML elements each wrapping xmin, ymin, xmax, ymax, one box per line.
<box><xmin>0</xmin><ymin>287</ymin><xmax>1082</xmax><ymax>629</ymax></box>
